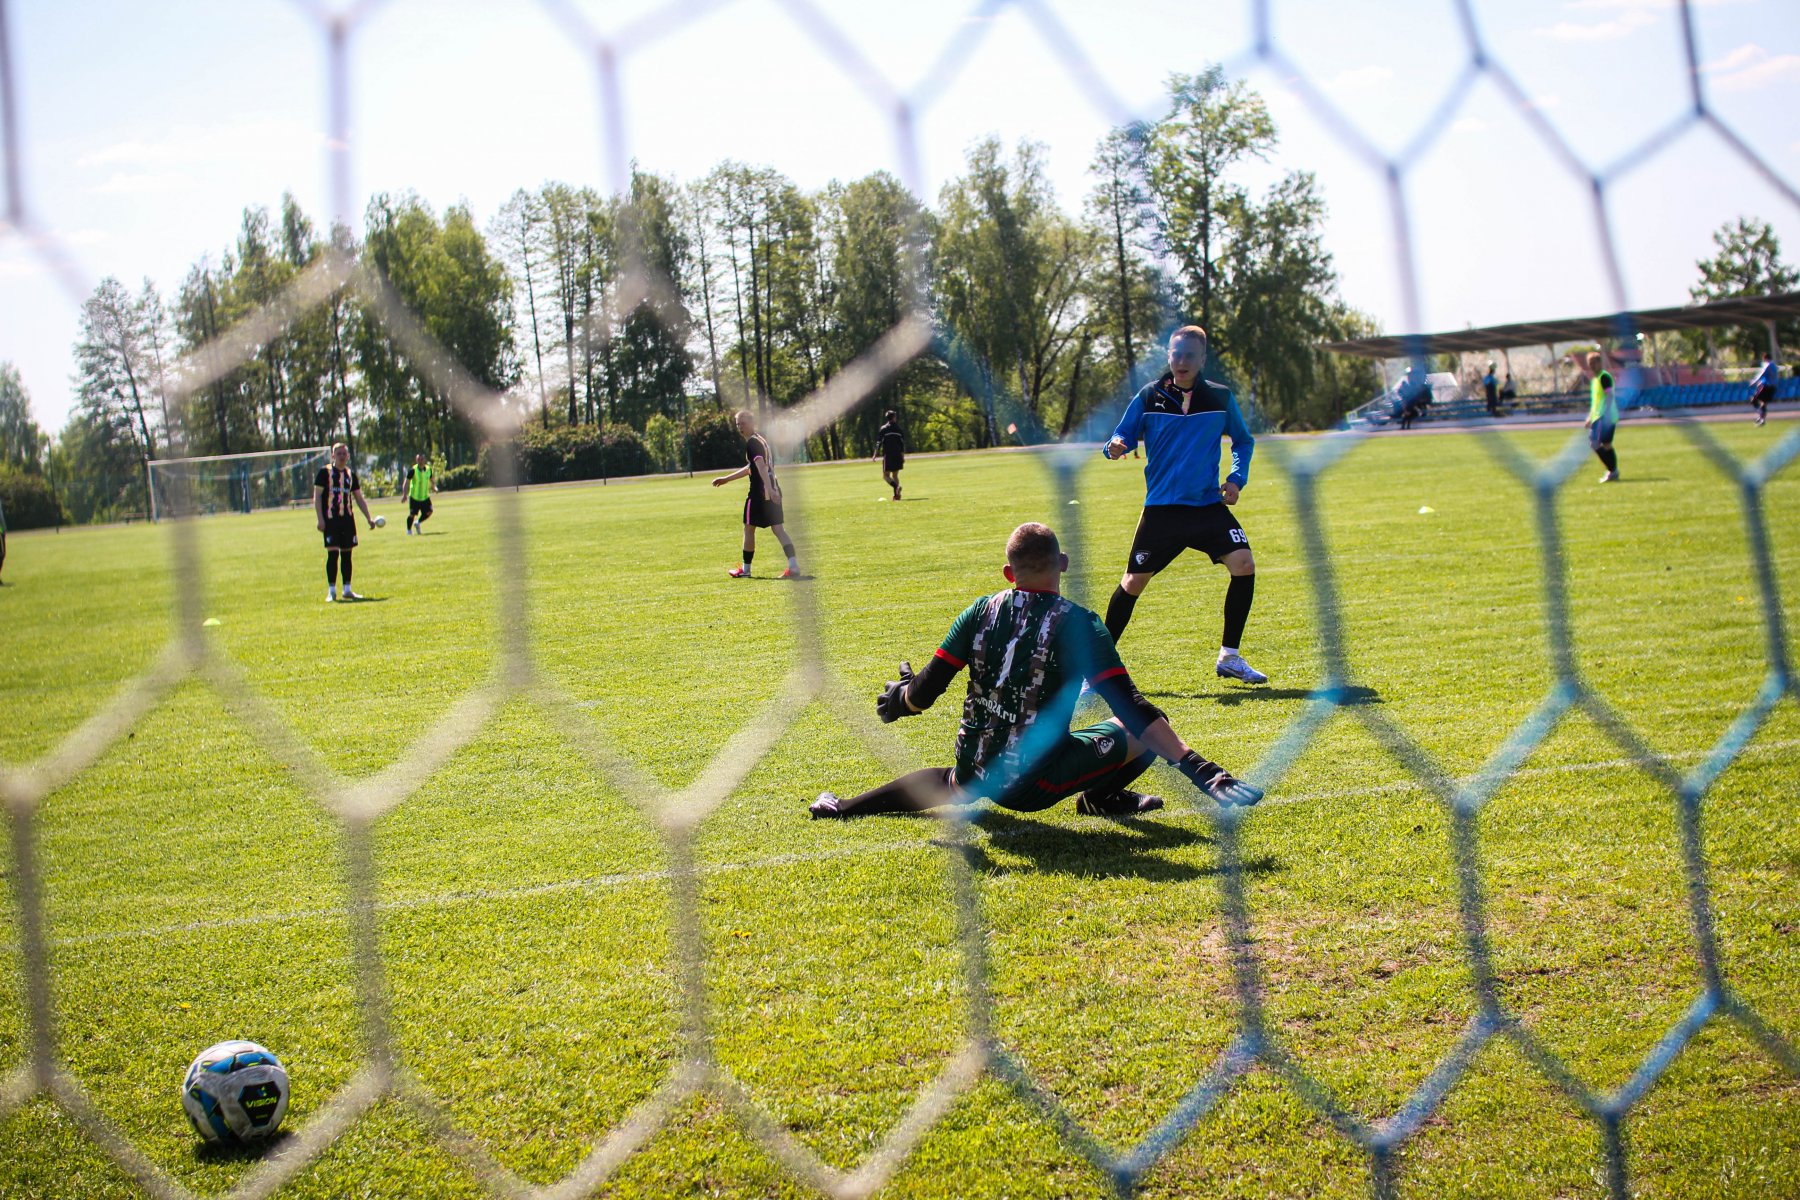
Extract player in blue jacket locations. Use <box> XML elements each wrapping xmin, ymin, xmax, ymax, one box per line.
<box><xmin>1102</xmin><ymin>325</ymin><xmax>1266</xmax><ymax>685</ymax></box>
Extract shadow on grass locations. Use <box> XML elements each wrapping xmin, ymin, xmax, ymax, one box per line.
<box><xmin>1144</xmin><ymin>685</ymin><xmax>1383</xmax><ymax>707</ymax></box>
<box><xmin>192</xmin><ymin>1129</ymin><xmax>292</xmax><ymax>1162</ymax></box>
<box><xmin>959</xmin><ymin>808</ymin><xmax>1283</xmax><ymax>884</ymax></box>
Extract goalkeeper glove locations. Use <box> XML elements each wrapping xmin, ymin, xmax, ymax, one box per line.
<box><xmin>1176</xmin><ymin>751</ymin><xmax>1263</xmax><ymax>807</ymax></box>
<box><xmin>876</xmin><ymin>662</ymin><xmax>916</xmax><ymax>723</ymax></box>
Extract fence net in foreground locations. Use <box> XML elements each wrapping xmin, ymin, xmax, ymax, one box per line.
<box><xmin>1</xmin><ymin>2</ymin><xmax>1797</xmax><ymax>1198</ymax></box>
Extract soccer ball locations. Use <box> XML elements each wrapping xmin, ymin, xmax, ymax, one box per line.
<box><xmin>181</xmin><ymin>1040</ymin><xmax>289</xmax><ymax>1143</ymax></box>
<box><xmin>373</xmin><ymin>515</ymin><xmax>386</xmax><ymax>527</ymax></box>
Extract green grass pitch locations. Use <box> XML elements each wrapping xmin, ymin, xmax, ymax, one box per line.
<box><xmin>1</xmin><ymin>422</ymin><xmax>1796</xmax><ymax>1198</ymax></box>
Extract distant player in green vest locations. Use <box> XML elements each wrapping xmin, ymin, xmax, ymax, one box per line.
<box><xmin>405</xmin><ymin>454</ymin><xmax>435</xmax><ymax>534</ymax></box>
<box><xmin>1584</xmin><ymin>351</ymin><xmax>1620</xmax><ymax>483</ymax></box>
<box><xmin>809</xmin><ymin>522</ymin><xmax>1262</xmax><ymax>819</ymax></box>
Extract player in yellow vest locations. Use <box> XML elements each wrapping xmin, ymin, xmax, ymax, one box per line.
<box><xmin>405</xmin><ymin>455</ymin><xmax>435</xmax><ymax>534</ymax></box>
<box><xmin>1584</xmin><ymin>352</ymin><xmax>1619</xmax><ymax>483</ymax></box>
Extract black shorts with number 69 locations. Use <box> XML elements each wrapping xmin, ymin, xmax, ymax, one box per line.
<box><xmin>1125</xmin><ymin>503</ymin><xmax>1248</xmax><ymax>575</ymax></box>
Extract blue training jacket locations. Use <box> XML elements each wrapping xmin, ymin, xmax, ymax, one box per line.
<box><xmin>1109</xmin><ymin>374</ymin><xmax>1254</xmax><ymax>507</ymax></box>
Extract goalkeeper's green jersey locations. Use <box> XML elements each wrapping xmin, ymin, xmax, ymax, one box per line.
<box><xmin>409</xmin><ymin>464</ymin><xmax>433</xmax><ymax>501</ymax></box>
<box><xmin>935</xmin><ymin>588</ymin><xmax>1127</xmax><ymax>784</ymax></box>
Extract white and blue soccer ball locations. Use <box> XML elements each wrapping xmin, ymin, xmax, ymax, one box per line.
<box><xmin>181</xmin><ymin>1040</ymin><xmax>289</xmax><ymax>1143</ymax></box>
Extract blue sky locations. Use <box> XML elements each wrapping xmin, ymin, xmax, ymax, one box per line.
<box><xmin>4</xmin><ymin>0</ymin><xmax>1798</xmax><ymax>430</ymax></box>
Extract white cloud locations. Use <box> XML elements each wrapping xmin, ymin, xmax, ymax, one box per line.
<box><xmin>1534</xmin><ymin>11</ymin><xmax>1658</xmax><ymax>42</ymax></box>
<box><xmin>1327</xmin><ymin>65</ymin><xmax>1394</xmax><ymax>91</ymax></box>
<box><xmin>75</xmin><ymin>114</ymin><xmax>324</xmax><ymax>171</ymax></box>
<box><xmin>1568</xmin><ymin>0</ymin><xmax>1748</xmax><ymax>10</ymax></box>
<box><xmin>1538</xmin><ymin>0</ymin><xmax>1753</xmax><ymax>39</ymax></box>
<box><xmin>1705</xmin><ymin>43</ymin><xmax>1800</xmax><ymax>91</ymax></box>
<box><xmin>92</xmin><ymin>170</ymin><xmax>194</xmax><ymax>195</ymax></box>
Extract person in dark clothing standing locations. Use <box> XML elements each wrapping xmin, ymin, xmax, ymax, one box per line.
<box><xmin>875</xmin><ymin>410</ymin><xmax>906</xmax><ymax>500</ymax></box>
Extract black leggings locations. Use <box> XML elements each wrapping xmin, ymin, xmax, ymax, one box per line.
<box><xmin>830</xmin><ymin>751</ymin><xmax>1156</xmax><ymax>817</ymax></box>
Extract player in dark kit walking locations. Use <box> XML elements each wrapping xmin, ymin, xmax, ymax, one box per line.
<box><xmin>711</xmin><ymin>409</ymin><xmax>800</xmax><ymax>579</ymax></box>
<box><xmin>1102</xmin><ymin>325</ymin><xmax>1267</xmax><ymax>685</ymax></box>
<box><xmin>809</xmin><ymin>522</ymin><xmax>1261</xmax><ymax>819</ymax></box>
<box><xmin>875</xmin><ymin>409</ymin><xmax>906</xmax><ymax>500</ymax></box>
<box><xmin>314</xmin><ymin>441</ymin><xmax>377</xmax><ymax>601</ymax></box>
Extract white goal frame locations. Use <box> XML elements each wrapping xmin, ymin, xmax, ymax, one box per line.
<box><xmin>146</xmin><ymin>444</ymin><xmax>333</xmax><ymax>522</ymax></box>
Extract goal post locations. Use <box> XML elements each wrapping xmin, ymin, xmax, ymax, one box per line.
<box><xmin>146</xmin><ymin>445</ymin><xmax>333</xmax><ymax>522</ymax></box>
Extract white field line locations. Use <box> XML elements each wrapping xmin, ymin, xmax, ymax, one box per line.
<box><xmin>6</xmin><ymin>737</ymin><xmax>1795</xmax><ymax>956</ymax></box>
<box><xmin>1230</xmin><ymin>735</ymin><xmax>1800</xmax><ymax>809</ymax></box>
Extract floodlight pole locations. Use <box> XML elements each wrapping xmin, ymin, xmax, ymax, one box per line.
<box><xmin>1768</xmin><ymin>320</ymin><xmax>1781</xmax><ymax>365</ymax></box>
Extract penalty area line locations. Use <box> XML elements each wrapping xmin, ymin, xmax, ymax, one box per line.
<box><xmin>8</xmin><ymin>840</ymin><xmax>939</xmax><ymax>954</ymax></box>
<box><xmin>9</xmin><ymin>737</ymin><xmax>1796</xmax><ymax>955</ymax></box>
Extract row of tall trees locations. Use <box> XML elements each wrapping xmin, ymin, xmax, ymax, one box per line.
<box><xmin>46</xmin><ymin>194</ymin><xmax>515</xmax><ymax>520</ymax></box>
<box><xmin>45</xmin><ymin>68</ymin><xmax>1397</xmax><ymax>519</ymax></box>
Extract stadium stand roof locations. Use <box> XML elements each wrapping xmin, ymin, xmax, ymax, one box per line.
<box><xmin>1320</xmin><ymin>291</ymin><xmax>1800</xmax><ymax>359</ymax></box>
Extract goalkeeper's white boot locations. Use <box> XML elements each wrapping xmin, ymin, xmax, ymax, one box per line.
<box><xmin>326</xmin><ymin>587</ymin><xmax>336</xmax><ymax>603</ymax></box>
<box><xmin>340</xmin><ymin>587</ymin><xmax>363</xmax><ymax>601</ymax></box>
<box><xmin>1216</xmin><ymin>652</ymin><xmax>1268</xmax><ymax>684</ymax></box>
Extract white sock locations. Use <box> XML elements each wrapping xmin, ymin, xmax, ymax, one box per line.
<box><xmin>1219</xmin><ymin>646</ymin><xmax>1237</xmax><ymax>659</ymax></box>
<box><xmin>787</xmin><ymin>555</ymin><xmax>798</xmax><ymax>570</ymax></box>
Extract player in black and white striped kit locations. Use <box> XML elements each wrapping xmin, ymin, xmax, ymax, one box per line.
<box><xmin>313</xmin><ymin>442</ymin><xmax>377</xmax><ymax>601</ymax></box>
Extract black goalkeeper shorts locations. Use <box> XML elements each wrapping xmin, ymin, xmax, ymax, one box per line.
<box><xmin>955</xmin><ymin>722</ymin><xmax>1139</xmax><ymax>812</ymax></box>
<box><xmin>1125</xmin><ymin>503</ymin><xmax>1249</xmax><ymax>574</ymax></box>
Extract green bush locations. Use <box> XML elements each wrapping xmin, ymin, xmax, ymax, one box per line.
<box><xmin>438</xmin><ymin>464</ymin><xmax>483</xmax><ymax>491</ymax></box>
<box><xmin>477</xmin><ymin>424</ymin><xmax>657</xmax><ymax>485</ymax></box>
<box><xmin>687</xmin><ymin>407</ymin><xmax>745</xmax><ymax>470</ymax></box>
<box><xmin>644</xmin><ymin>413</ymin><xmax>681</xmax><ymax>472</ymax></box>
<box><xmin>0</xmin><ymin>467</ymin><xmax>68</xmax><ymax>529</ymax></box>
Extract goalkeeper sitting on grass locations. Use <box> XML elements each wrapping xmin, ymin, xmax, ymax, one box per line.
<box><xmin>810</xmin><ymin>522</ymin><xmax>1261</xmax><ymax>820</ymax></box>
